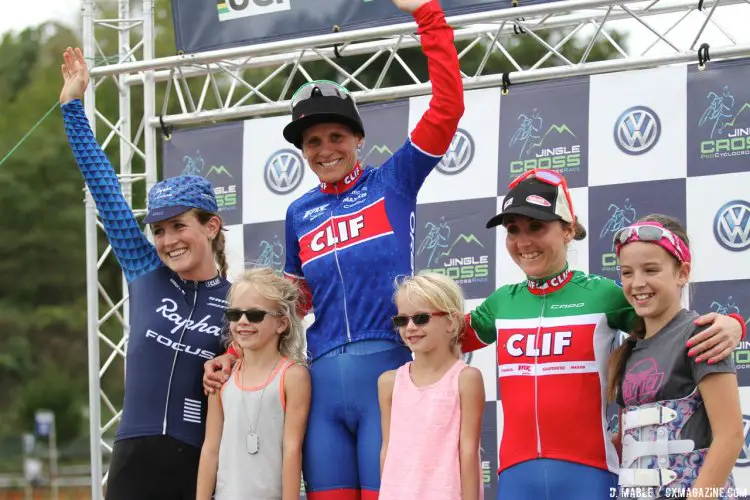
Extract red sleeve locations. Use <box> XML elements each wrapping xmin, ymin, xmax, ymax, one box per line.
<box><xmin>461</xmin><ymin>313</ymin><xmax>490</xmax><ymax>354</ymax></box>
<box><xmin>729</xmin><ymin>313</ymin><xmax>747</xmax><ymax>341</ymax></box>
<box><xmin>285</xmin><ymin>273</ymin><xmax>313</xmax><ymax>319</ymax></box>
<box><xmin>409</xmin><ymin>0</ymin><xmax>465</xmax><ymax>156</ymax></box>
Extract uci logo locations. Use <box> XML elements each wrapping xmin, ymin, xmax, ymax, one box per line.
<box><xmin>264</xmin><ymin>149</ymin><xmax>304</xmax><ymax>195</ymax></box>
<box><xmin>714</xmin><ymin>200</ymin><xmax>750</xmax><ymax>252</ymax></box>
<box><xmin>614</xmin><ymin>106</ymin><xmax>661</xmax><ymax>156</ymax></box>
<box><xmin>437</xmin><ymin>128</ymin><xmax>475</xmax><ymax>175</ymax></box>
<box><xmin>218</xmin><ymin>0</ymin><xmax>290</xmax><ymax>21</ymax></box>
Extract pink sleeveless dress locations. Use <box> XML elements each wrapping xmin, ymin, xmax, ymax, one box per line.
<box><xmin>380</xmin><ymin>359</ymin><xmax>484</xmax><ymax>500</ymax></box>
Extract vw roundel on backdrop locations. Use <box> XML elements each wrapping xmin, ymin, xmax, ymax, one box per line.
<box><xmin>161</xmin><ymin>60</ymin><xmax>750</xmax><ymax>497</ymax></box>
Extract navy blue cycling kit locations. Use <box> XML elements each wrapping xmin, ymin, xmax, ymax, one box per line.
<box><xmin>282</xmin><ymin>1</ymin><xmax>464</xmax><ymax>498</ymax></box>
<box><xmin>63</xmin><ymin>100</ymin><xmax>230</xmax><ymax>499</ymax></box>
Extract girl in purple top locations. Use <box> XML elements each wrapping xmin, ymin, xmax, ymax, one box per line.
<box><xmin>608</xmin><ymin>214</ymin><xmax>743</xmax><ymax>500</ymax></box>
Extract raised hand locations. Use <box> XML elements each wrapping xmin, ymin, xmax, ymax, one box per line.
<box><xmin>391</xmin><ymin>0</ymin><xmax>433</xmax><ymax>14</ymax></box>
<box><xmin>59</xmin><ymin>47</ymin><xmax>90</xmax><ymax>105</ymax></box>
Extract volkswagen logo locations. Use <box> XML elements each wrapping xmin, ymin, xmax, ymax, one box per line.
<box><xmin>614</xmin><ymin>106</ymin><xmax>661</xmax><ymax>156</ymax></box>
<box><xmin>436</xmin><ymin>128</ymin><xmax>475</xmax><ymax>175</ymax></box>
<box><xmin>264</xmin><ymin>149</ymin><xmax>304</xmax><ymax>195</ymax></box>
<box><xmin>735</xmin><ymin>415</ymin><xmax>750</xmax><ymax>467</ymax></box>
<box><xmin>714</xmin><ymin>200</ymin><xmax>750</xmax><ymax>252</ymax></box>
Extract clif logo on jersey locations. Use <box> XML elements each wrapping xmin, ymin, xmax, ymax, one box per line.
<box><xmin>298</xmin><ymin>198</ymin><xmax>394</xmax><ymax>266</ymax></box>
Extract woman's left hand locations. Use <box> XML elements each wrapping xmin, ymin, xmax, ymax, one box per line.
<box><xmin>391</xmin><ymin>0</ymin><xmax>433</xmax><ymax>14</ymax></box>
<box><xmin>687</xmin><ymin>313</ymin><xmax>744</xmax><ymax>364</ymax></box>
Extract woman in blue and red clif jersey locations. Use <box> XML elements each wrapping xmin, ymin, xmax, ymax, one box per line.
<box><xmin>203</xmin><ymin>0</ymin><xmax>464</xmax><ymax>498</ymax></box>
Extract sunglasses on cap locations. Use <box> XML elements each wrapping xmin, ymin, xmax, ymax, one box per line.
<box><xmin>391</xmin><ymin>312</ymin><xmax>448</xmax><ymax>328</ymax></box>
<box><xmin>225</xmin><ymin>308</ymin><xmax>283</xmax><ymax>323</ymax></box>
<box><xmin>613</xmin><ymin>223</ymin><xmax>691</xmax><ymax>264</ymax></box>
<box><xmin>290</xmin><ymin>80</ymin><xmax>352</xmax><ymax>111</ymax></box>
<box><xmin>508</xmin><ymin>168</ymin><xmax>576</xmax><ymax>221</ymax></box>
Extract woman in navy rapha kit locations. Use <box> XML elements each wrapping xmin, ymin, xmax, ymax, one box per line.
<box><xmin>60</xmin><ymin>47</ymin><xmax>231</xmax><ymax>500</ymax></box>
<box><xmin>203</xmin><ymin>0</ymin><xmax>465</xmax><ymax>498</ymax></box>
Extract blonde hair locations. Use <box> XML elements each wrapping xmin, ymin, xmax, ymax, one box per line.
<box><xmin>393</xmin><ymin>272</ymin><xmax>466</xmax><ymax>357</ymax></box>
<box><xmin>227</xmin><ymin>267</ymin><xmax>307</xmax><ymax>365</ymax></box>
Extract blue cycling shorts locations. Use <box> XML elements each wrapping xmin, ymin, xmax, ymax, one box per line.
<box><xmin>303</xmin><ymin>341</ymin><xmax>412</xmax><ymax>500</ymax></box>
<box><xmin>497</xmin><ymin>458</ymin><xmax>618</xmax><ymax>500</ymax></box>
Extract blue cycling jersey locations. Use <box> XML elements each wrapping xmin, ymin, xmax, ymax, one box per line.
<box><xmin>63</xmin><ymin>99</ymin><xmax>230</xmax><ymax>449</ymax></box>
<box><xmin>284</xmin><ymin>140</ymin><xmax>441</xmax><ymax>361</ymax></box>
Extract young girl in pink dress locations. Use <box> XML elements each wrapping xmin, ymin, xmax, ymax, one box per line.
<box><xmin>378</xmin><ymin>272</ymin><xmax>485</xmax><ymax>500</ymax></box>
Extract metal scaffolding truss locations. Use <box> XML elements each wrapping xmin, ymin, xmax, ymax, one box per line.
<box><xmin>81</xmin><ymin>0</ymin><xmax>750</xmax><ymax>497</ymax></box>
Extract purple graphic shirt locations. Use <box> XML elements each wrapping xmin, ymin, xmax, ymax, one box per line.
<box><xmin>617</xmin><ymin>309</ymin><xmax>736</xmax><ymax>448</ymax></box>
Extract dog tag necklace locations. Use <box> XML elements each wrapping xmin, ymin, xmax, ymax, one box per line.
<box><xmin>242</xmin><ymin>356</ymin><xmax>282</xmax><ymax>455</ymax></box>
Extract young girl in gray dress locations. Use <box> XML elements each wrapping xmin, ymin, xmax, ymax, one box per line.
<box><xmin>608</xmin><ymin>214</ymin><xmax>743</xmax><ymax>500</ymax></box>
<box><xmin>197</xmin><ymin>268</ymin><xmax>311</xmax><ymax>500</ymax></box>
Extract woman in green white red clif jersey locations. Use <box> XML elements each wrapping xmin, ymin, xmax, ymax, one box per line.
<box><xmin>459</xmin><ymin>168</ymin><xmax>746</xmax><ymax>500</ymax></box>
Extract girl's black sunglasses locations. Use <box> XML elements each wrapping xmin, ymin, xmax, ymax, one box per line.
<box><xmin>225</xmin><ymin>308</ymin><xmax>282</xmax><ymax>323</ymax></box>
<box><xmin>391</xmin><ymin>312</ymin><xmax>448</xmax><ymax>328</ymax></box>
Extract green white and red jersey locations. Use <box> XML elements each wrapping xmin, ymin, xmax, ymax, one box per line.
<box><xmin>463</xmin><ymin>267</ymin><xmax>636</xmax><ymax>475</ymax></box>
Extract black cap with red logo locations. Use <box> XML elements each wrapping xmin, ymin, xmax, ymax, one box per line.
<box><xmin>486</xmin><ymin>169</ymin><xmax>586</xmax><ymax>240</ymax></box>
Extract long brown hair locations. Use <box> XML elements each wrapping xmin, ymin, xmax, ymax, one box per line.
<box><xmin>606</xmin><ymin>214</ymin><xmax>690</xmax><ymax>402</ymax></box>
<box><xmin>195</xmin><ymin>209</ymin><xmax>228</xmax><ymax>279</ymax></box>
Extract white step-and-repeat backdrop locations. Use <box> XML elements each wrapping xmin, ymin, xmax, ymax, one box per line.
<box><xmin>164</xmin><ymin>59</ymin><xmax>750</xmax><ymax>498</ymax></box>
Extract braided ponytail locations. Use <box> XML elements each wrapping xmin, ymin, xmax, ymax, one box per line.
<box><xmin>213</xmin><ymin>229</ymin><xmax>228</xmax><ymax>279</ymax></box>
<box><xmin>195</xmin><ymin>209</ymin><xmax>228</xmax><ymax>279</ymax></box>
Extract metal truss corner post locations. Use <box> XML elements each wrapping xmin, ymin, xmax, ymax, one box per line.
<box><xmin>82</xmin><ymin>0</ymin><xmax>104</xmax><ymax>498</ymax></box>
<box><xmin>118</xmin><ymin>0</ymin><xmax>132</xmax><ymax>385</ymax></box>
<box><xmin>142</xmin><ymin>0</ymin><xmax>157</xmax><ymax>193</ymax></box>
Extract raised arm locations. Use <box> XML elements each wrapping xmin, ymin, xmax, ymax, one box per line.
<box><xmin>405</xmin><ymin>0</ymin><xmax>464</xmax><ymax>156</ymax></box>
<box><xmin>381</xmin><ymin>0</ymin><xmax>465</xmax><ymax>198</ymax></box>
<box><xmin>60</xmin><ymin>47</ymin><xmax>160</xmax><ymax>283</ymax></box>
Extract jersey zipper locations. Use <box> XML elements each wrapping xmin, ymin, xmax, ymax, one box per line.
<box><xmin>162</xmin><ymin>283</ymin><xmax>199</xmax><ymax>434</ymax></box>
<box><xmin>332</xmin><ymin>187</ymin><xmax>352</xmax><ymax>343</ymax></box>
<box><xmin>534</xmin><ymin>293</ymin><xmax>546</xmax><ymax>457</ymax></box>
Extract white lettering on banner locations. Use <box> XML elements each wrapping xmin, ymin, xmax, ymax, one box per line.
<box><xmin>155</xmin><ymin>298</ymin><xmax>221</xmax><ymax>336</ymax></box>
<box><xmin>310</xmin><ymin>216</ymin><xmax>365</xmax><ymax>252</ymax></box>
<box><xmin>507</xmin><ymin>331</ymin><xmax>573</xmax><ymax>357</ymax></box>
<box><xmin>498</xmin><ymin>361</ymin><xmax>598</xmax><ymax>377</ymax></box>
<box><xmin>146</xmin><ymin>330</ymin><xmax>216</xmax><ymax>360</ymax></box>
